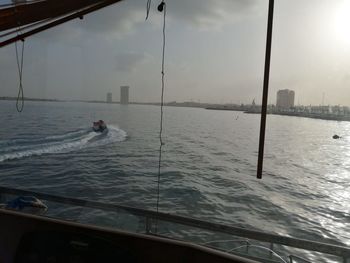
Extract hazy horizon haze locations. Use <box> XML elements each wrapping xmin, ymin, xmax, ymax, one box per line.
<box><xmin>1</xmin><ymin>0</ymin><xmax>350</xmax><ymax>106</ymax></box>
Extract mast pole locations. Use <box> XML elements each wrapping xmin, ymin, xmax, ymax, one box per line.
<box><xmin>257</xmin><ymin>0</ymin><xmax>274</xmax><ymax>179</ymax></box>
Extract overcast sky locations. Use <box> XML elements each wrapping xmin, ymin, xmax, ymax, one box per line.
<box><xmin>1</xmin><ymin>0</ymin><xmax>350</xmax><ymax>105</ymax></box>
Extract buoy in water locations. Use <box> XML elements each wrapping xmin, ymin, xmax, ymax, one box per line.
<box><xmin>333</xmin><ymin>135</ymin><xmax>341</xmax><ymax>139</ymax></box>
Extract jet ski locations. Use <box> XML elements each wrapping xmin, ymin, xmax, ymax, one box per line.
<box><xmin>92</xmin><ymin>120</ymin><xmax>107</xmax><ymax>132</ymax></box>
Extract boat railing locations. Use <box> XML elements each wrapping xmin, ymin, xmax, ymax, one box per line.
<box><xmin>289</xmin><ymin>255</ymin><xmax>312</xmax><ymax>263</ymax></box>
<box><xmin>0</xmin><ymin>186</ymin><xmax>349</xmax><ymax>263</ymax></box>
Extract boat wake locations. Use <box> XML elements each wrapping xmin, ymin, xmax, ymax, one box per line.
<box><xmin>0</xmin><ymin>125</ymin><xmax>127</xmax><ymax>162</ymax></box>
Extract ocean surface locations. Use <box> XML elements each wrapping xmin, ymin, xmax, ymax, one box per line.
<box><xmin>0</xmin><ymin>100</ymin><xmax>349</xmax><ymax>260</ymax></box>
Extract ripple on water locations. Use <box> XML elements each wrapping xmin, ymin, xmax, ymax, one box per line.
<box><xmin>0</xmin><ymin>101</ymin><xmax>349</xmax><ymax>258</ymax></box>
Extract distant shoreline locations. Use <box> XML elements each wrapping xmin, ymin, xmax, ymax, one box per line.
<box><xmin>272</xmin><ymin>111</ymin><xmax>350</xmax><ymax>122</ymax></box>
<box><xmin>243</xmin><ymin>108</ymin><xmax>350</xmax><ymax>122</ymax></box>
<box><xmin>2</xmin><ymin>97</ymin><xmax>350</xmax><ymax>122</ymax></box>
<box><xmin>0</xmin><ymin>97</ymin><xmax>60</xmax><ymax>102</ymax></box>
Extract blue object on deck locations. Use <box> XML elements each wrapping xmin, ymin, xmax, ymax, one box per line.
<box><xmin>5</xmin><ymin>196</ymin><xmax>47</xmax><ymax>210</ymax></box>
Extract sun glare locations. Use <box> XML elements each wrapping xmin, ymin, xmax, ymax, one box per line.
<box><xmin>333</xmin><ymin>1</ymin><xmax>350</xmax><ymax>45</ymax></box>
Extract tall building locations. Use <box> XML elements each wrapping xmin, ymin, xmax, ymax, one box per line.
<box><xmin>106</xmin><ymin>92</ymin><xmax>112</xmax><ymax>103</ymax></box>
<box><xmin>276</xmin><ymin>89</ymin><xmax>295</xmax><ymax>109</ymax></box>
<box><xmin>120</xmin><ymin>86</ymin><xmax>129</xmax><ymax>104</ymax></box>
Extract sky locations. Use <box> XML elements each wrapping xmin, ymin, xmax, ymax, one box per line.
<box><xmin>1</xmin><ymin>0</ymin><xmax>350</xmax><ymax>105</ymax></box>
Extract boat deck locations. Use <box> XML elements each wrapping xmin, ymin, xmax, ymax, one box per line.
<box><xmin>0</xmin><ymin>186</ymin><xmax>349</xmax><ymax>263</ymax></box>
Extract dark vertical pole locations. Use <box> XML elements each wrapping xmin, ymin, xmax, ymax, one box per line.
<box><xmin>257</xmin><ymin>0</ymin><xmax>274</xmax><ymax>179</ymax></box>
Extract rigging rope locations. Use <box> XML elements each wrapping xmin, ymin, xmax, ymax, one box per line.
<box><xmin>13</xmin><ymin>4</ymin><xmax>25</xmax><ymax>113</ymax></box>
<box><xmin>15</xmin><ymin>39</ymin><xmax>25</xmax><ymax>112</ymax></box>
<box><xmin>156</xmin><ymin>0</ymin><xmax>166</xmax><ymax>217</ymax></box>
<box><xmin>228</xmin><ymin>245</ymin><xmax>287</xmax><ymax>263</ymax></box>
<box><xmin>145</xmin><ymin>0</ymin><xmax>151</xmax><ymax>20</ymax></box>
<box><xmin>0</xmin><ymin>19</ymin><xmax>52</xmax><ymax>39</ymax></box>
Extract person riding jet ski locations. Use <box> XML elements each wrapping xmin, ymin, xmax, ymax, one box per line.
<box><xmin>92</xmin><ymin>120</ymin><xmax>107</xmax><ymax>132</ymax></box>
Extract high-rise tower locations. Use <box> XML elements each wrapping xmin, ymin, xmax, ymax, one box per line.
<box><xmin>276</xmin><ymin>89</ymin><xmax>295</xmax><ymax>109</ymax></box>
<box><xmin>120</xmin><ymin>86</ymin><xmax>129</xmax><ymax>104</ymax></box>
<box><xmin>106</xmin><ymin>92</ymin><xmax>112</xmax><ymax>103</ymax></box>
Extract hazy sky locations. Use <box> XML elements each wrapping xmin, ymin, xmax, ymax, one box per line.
<box><xmin>1</xmin><ymin>0</ymin><xmax>350</xmax><ymax>105</ymax></box>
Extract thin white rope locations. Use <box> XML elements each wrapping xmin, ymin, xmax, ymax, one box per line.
<box><xmin>202</xmin><ymin>239</ymin><xmax>249</xmax><ymax>245</ymax></box>
<box><xmin>154</xmin><ymin>0</ymin><xmax>166</xmax><ymax>235</ymax></box>
<box><xmin>15</xmin><ymin>39</ymin><xmax>25</xmax><ymax>112</ymax></box>
<box><xmin>13</xmin><ymin>3</ymin><xmax>25</xmax><ymax>113</ymax></box>
<box><xmin>145</xmin><ymin>0</ymin><xmax>151</xmax><ymax>20</ymax></box>
<box><xmin>156</xmin><ymin>0</ymin><xmax>166</xmax><ymax>215</ymax></box>
<box><xmin>227</xmin><ymin>244</ymin><xmax>288</xmax><ymax>263</ymax></box>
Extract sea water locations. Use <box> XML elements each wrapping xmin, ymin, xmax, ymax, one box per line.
<box><xmin>0</xmin><ymin>100</ymin><xmax>349</xmax><ymax>260</ymax></box>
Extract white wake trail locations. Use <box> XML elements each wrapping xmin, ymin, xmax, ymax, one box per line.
<box><xmin>0</xmin><ymin>125</ymin><xmax>127</xmax><ymax>162</ymax></box>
